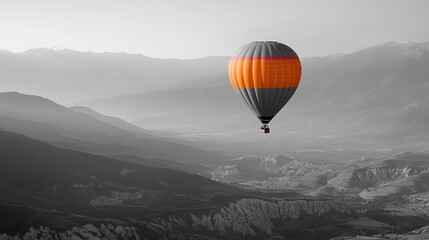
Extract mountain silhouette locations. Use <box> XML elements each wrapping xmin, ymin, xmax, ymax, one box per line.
<box><xmin>0</xmin><ymin>92</ymin><xmax>228</xmax><ymax>166</ymax></box>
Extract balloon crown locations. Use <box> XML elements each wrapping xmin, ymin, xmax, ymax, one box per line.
<box><xmin>251</xmin><ymin>41</ymin><xmax>279</xmax><ymax>43</ymax></box>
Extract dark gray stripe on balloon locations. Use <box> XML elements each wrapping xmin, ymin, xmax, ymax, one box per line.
<box><xmin>234</xmin><ymin>88</ymin><xmax>297</xmax><ymax>119</ymax></box>
<box><xmin>232</xmin><ymin>41</ymin><xmax>298</xmax><ymax>58</ymax></box>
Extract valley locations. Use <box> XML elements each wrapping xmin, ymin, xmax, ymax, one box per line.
<box><xmin>1</xmin><ymin>127</ymin><xmax>428</xmax><ymax>239</ymax></box>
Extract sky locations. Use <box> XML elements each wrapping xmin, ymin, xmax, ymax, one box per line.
<box><xmin>1</xmin><ymin>0</ymin><xmax>428</xmax><ymax>59</ymax></box>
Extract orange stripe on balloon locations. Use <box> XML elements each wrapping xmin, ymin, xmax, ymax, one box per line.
<box><xmin>231</xmin><ymin>56</ymin><xmax>299</xmax><ymax>60</ymax></box>
<box><xmin>228</xmin><ymin>58</ymin><xmax>301</xmax><ymax>89</ymax></box>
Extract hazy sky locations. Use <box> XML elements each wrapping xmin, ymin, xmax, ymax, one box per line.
<box><xmin>1</xmin><ymin>0</ymin><xmax>428</xmax><ymax>59</ymax></box>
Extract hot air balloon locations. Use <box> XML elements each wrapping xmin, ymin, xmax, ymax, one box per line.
<box><xmin>228</xmin><ymin>41</ymin><xmax>301</xmax><ymax>133</ymax></box>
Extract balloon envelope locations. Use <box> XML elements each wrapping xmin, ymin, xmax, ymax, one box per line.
<box><xmin>228</xmin><ymin>41</ymin><xmax>301</xmax><ymax>125</ymax></box>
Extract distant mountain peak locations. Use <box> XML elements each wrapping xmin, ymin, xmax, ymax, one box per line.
<box><xmin>232</xmin><ymin>154</ymin><xmax>296</xmax><ymax>161</ymax></box>
<box><xmin>50</xmin><ymin>45</ymin><xmax>68</xmax><ymax>51</ymax></box>
<box><xmin>70</xmin><ymin>105</ymin><xmax>98</xmax><ymax>114</ymax></box>
<box><xmin>371</xmin><ymin>41</ymin><xmax>429</xmax><ymax>52</ymax></box>
<box><xmin>0</xmin><ymin>49</ymin><xmax>14</xmax><ymax>55</ymax></box>
<box><xmin>0</xmin><ymin>91</ymin><xmax>62</xmax><ymax>107</ymax></box>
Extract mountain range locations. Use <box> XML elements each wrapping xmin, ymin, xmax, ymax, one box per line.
<box><xmin>81</xmin><ymin>42</ymin><xmax>429</xmax><ymax>152</ymax></box>
<box><xmin>2</xmin><ymin>42</ymin><xmax>428</xmax><ymax>152</ymax></box>
<box><xmin>0</xmin><ymin>47</ymin><xmax>227</xmax><ymax>105</ymax></box>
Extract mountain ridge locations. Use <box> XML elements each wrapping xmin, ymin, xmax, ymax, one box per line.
<box><xmin>0</xmin><ymin>92</ymin><xmax>229</xmax><ymax>166</ymax></box>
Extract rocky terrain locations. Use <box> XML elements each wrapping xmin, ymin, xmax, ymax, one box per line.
<box><xmin>1</xmin><ymin>129</ymin><xmax>429</xmax><ymax>240</ymax></box>
<box><xmin>3</xmin><ymin>195</ymin><xmax>428</xmax><ymax>240</ymax></box>
<box><xmin>211</xmin><ymin>155</ymin><xmax>322</xmax><ymax>183</ymax></box>
<box><xmin>0</xmin><ymin>224</ymin><xmax>140</xmax><ymax>240</ymax></box>
<box><xmin>212</xmin><ymin>152</ymin><xmax>429</xmax><ymax>200</ymax></box>
<box><xmin>4</xmin><ymin>128</ymin><xmax>426</xmax><ymax>239</ymax></box>
<box><xmin>188</xmin><ymin>199</ymin><xmax>352</xmax><ymax>237</ymax></box>
<box><xmin>330</xmin><ymin>225</ymin><xmax>429</xmax><ymax>239</ymax></box>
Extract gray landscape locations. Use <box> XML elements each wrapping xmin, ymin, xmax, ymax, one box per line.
<box><xmin>1</xmin><ymin>1</ymin><xmax>429</xmax><ymax>240</ymax></box>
